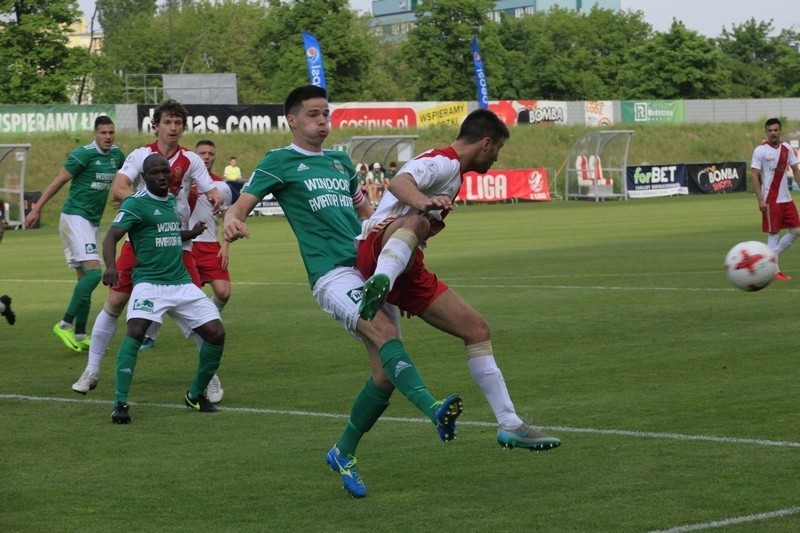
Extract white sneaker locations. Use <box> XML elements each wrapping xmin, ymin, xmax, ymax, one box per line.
<box><xmin>205</xmin><ymin>373</ymin><xmax>223</xmax><ymax>403</ymax></box>
<box><xmin>72</xmin><ymin>371</ymin><xmax>98</xmax><ymax>394</ymax></box>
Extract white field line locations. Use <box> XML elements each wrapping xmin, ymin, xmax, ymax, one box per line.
<box><xmin>2</xmin><ymin>393</ymin><xmax>799</xmax><ymax>449</ymax></box>
<box><xmin>649</xmin><ymin>506</ymin><xmax>800</xmax><ymax>532</ymax></box>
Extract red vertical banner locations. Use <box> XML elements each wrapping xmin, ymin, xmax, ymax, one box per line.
<box><xmin>457</xmin><ymin>169</ymin><xmax>550</xmax><ymax>202</ymax></box>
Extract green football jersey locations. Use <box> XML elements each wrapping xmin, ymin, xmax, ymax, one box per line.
<box><xmin>61</xmin><ymin>141</ymin><xmax>125</xmax><ymax>225</ymax></box>
<box><xmin>243</xmin><ymin>145</ymin><xmax>361</xmax><ymax>287</ymax></box>
<box><xmin>111</xmin><ymin>190</ymin><xmax>191</xmax><ymax>286</ymax></box>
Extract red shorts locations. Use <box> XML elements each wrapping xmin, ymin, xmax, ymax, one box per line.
<box><xmin>356</xmin><ymin>224</ymin><xmax>449</xmax><ymax>317</ymax></box>
<box><xmin>762</xmin><ymin>201</ymin><xmax>800</xmax><ymax>233</ymax></box>
<box><xmin>113</xmin><ymin>241</ymin><xmax>201</xmax><ymax>293</ymax></box>
<box><xmin>191</xmin><ymin>241</ymin><xmax>230</xmax><ymax>286</ymax></box>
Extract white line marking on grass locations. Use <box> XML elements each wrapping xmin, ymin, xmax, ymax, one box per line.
<box><xmin>649</xmin><ymin>506</ymin><xmax>800</xmax><ymax>532</ymax></box>
<box><xmin>3</xmin><ymin>393</ymin><xmax>800</xmax><ymax>449</ymax></box>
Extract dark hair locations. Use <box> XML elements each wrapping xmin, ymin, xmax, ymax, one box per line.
<box><xmin>457</xmin><ymin>109</ymin><xmax>510</xmax><ymax>144</ymax></box>
<box><xmin>358</xmin><ymin>164</ymin><xmax>367</xmax><ymax>172</ymax></box>
<box><xmin>94</xmin><ymin>115</ymin><xmax>114</xmax><ymax>129</ymax></box>
<box><xmin>389</xmin><ymin>161</ymin><xmax>397</xmax><ymax>167</ymax></box>
<box><xmin>765</xmin><ymin>118</ymin><xmax>782</xmax><ymax>128</ymax></box>
<box><xmin>152</xmin><ymin>99</ymin><xmax>188</xmax><ymax>127</ymax></box>
<box><xmin>285</xmin><ymin>85</ymin><xmax>328</xmax><ymax>116</ymax></box>
<box><xmin>195</xmin><ymin>139</ymin><xmax>215</xmax><ymax>149</ymax></box>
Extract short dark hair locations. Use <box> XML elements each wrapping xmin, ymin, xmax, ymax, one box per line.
<box><xmin>94</xmin><ymin>115</ymin><xmax>114</xmax><ymax>129</ymax></box>
<box><xmin>765</xmin><ymin>118</ymin><xmax>782</xmax><ymax>128</ymax></box>
<box><xmin>195</xmin><ymin>139</ymin><xmax>215</xmax><ymax>149</ymax></box>
<box><xmin>285</xmin><ymin>85</ymin><xmax>328</xmax><ymax>117</ymax></box>
<box><xmin>153</xmin><ymin>99</ymin><xmax>188</xmax><ymax>127</ymax></box>
<box><xmin>457</xmin><ymin>109</ymin><xmax>510</xmax><ymax>144</ymax></box>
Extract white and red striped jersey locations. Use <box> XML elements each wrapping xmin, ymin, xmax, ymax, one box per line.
<box><xmin>190</xmin><ymin>173</ymin><xmax>231</xmax><ymax>243</ymax></box>
<box><xmin>752</xmin><ymin>141</ymin><xmax>798</xmax><ymax>204</ymax></box>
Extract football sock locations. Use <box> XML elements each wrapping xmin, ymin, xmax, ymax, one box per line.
<box><xmin>337</xmin><ymin>377</ymin><xmax>392</xmax><ymax>456</ymax></box>
<box><xmin>114</xmin><ymin>336</ymin><xmax>141</xmax><ymax>404</ymax></box>
<box><xmin>64</xmin><ymin>267</ymin><xmax>101</xmax><ymax>331</ymax></box>
<box><xmin>767</xmin><ymin>234</ymin><xmax>779</xmax><ymax>251</ymax></box>
<box><xmin>467</xmin><ymin>342</ymin><xmax>522</xmax><ymax>428</ymax></box>
<box><xmin>189</xmin><ymin>342</ymin><xmax>223</xmax><ymax>398</ymax></box>
<box><xmin>378</xmin><ymin>339</ymin><xmax>438</xmax><ymax>423</ymax></box>
<box><xmin>86</xmin><ymin>308</ymin><xmax>120</xmax><ymax>373</ymax></box>
<box><xmin>776</xmin><ymin>232</ymin><xmax>799</xmax><ymax>255</ymax></box>
<box><xmin>374</xmin><ymin>228</ymin><xmax>417</xmax><ymax>290</ymax></box>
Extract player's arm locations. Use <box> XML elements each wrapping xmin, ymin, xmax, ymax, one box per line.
<box><xmin>751</xmin><ymin>168</ymin><xmax>766</xmax><ymax>212</ymax></box>
<box><xmin>101</xmin><ymin>226</ymin><xmax>127</xmax><ymax>287</ymax></box>
<box><xmin>182</xmin><ymin>222</ymin><xmax>207</xmax><ymax>242</ymax></box>
<box><xmin>388</xmin><ymin>172</ymin><xmax>452</xmax><ymax>213</ymax></box>
<box><xmin>111</xmin><ymin>172</ymin><xmax>135</xmax><ymax>207</ymax></box>
<box><xmin>24</xmin><ymin>167</ymin><xmax>73</xmax><ymax>228</ymax></box>
<box><xmin>223</xmin><ymin>191</ymin><xmax>261</xmax><ymax>242</ymax></box>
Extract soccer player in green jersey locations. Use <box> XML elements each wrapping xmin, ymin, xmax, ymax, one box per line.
<box><xmin>223</xmin><ymin>85</ymin><xmax>462</xmax><ymax>498</ymax></box>
<box><xmin>24</xmin><ymin>116</ymin><xmax>125</xmax><ymax>351</ymax></box>
<box><xmin>102</xmin><ymin>153</ymin><xmax>225</xmax><ymax>424</ymax></box>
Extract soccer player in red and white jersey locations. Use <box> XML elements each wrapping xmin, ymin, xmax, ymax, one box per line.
<box><xmin>356</xmin><ymin>108</ymin><xmax>561</xmax><ymax>451</ymax></box>
<box><xmin>751</xmin><ymin>118</ymin><xmax>800</xmax><ymax>281</ymax></box>
<box><xmin>72</xmin><ymin>99</ymin><xmax>223</xmax><ymax>396</ymax></box>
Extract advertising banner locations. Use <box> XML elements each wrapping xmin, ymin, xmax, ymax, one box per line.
<box><xmin>328</xmin><ymin>102</ymin><xmax>468</xmax><ymax>129</ymax></box>
<box><xmin>626</xmin><ymin>164</ymin><xmax>688</xmax><ymax>198</ymax></box>
<box><xmin>137</xmin><ymin>104</ymin><xmax>285</xmax><ymax>133</ymax></box>
<box><xmin>471</xmin><ymin>37</ymin><xmax>489</xmax><ymax>110</ymax></box>
<box><xmin>457</xmin><ymin>168</ymin><xmax>550</xmax><ymax>202</ymax></box>
<box><xmin>0</xmin><ymin>105</ymin><xmax>116</xmax><ymax>133</ymax></box>
<box><xmin>489</xmin><ymin>100</ymin><xmax>567</xmax><ymax>126</ymax></box>
<box><xmin>621</xmin><ymin>100</ymin><xmax>685</xmax><ymax>123</ymax></box>
<box><xmin>585</xmin><ymin>101</ymin><xmax>613</xmax><ymax>126</ymax></box>
<box><xmin>686</xmin><ymin>162</ymin><xmax>747</xmax><ymax>194</ymax></box>
<box><xmin>301</xmin><ymin>32</ymin><xmax>327</xmax><ymax>90</ymax></box>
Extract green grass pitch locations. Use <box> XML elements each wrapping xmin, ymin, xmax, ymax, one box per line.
<box><xmin>2</xmin><ymin>194</ymin><xmax>799</xmax><ymax>531</ymax></box>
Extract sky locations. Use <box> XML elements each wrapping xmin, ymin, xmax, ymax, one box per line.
<box><xmin>77</xmin><ymin>0</ymin><xmax>799</xmax><ymax>37</ymax></box>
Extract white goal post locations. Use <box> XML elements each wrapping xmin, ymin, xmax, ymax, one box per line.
<box><xmin>0</xmin><ymin>144</ymin><xmax>32</xmax><ymax>229</ymax></box>
<box><xmin>563</xmin><ymin>131</ymin><xmax>634</xmax><ymax>201</ymax></box>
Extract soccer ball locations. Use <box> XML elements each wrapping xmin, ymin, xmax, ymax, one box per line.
<box><xmin>724</xmin><ymin>241</ymin><xmax>778</xmax><ymax>292</ymax></box>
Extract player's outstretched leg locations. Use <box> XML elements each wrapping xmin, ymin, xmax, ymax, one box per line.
<box><xmin>326</xmin><ymin>446</ymin><xmax>367</xmax><ymax>498</ymax></box>
<box><xmin>497</xmin><ymin>421</ymin><xmax>561</xmax><ymax>451</ymax></box>
<box><xmin>433</xmin><ymin>394</ymin><xmax>464</xmax><ymax>442</ymax></box>
<box><xmin>359</xmin><ymin>273</ymin><xmax>390</xmax><ymax>321</ymax></box>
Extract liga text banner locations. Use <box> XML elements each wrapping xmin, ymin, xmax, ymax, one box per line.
<box><xmin>457</xmin><ymin>169</ymin><xmax>550</xmax><ymax>202</ymax></box>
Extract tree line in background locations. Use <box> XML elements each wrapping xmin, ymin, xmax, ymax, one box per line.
<box><xmin>1</xmin><ymin>0</ymin><xmax>799</xmax><ymax>105</ymax></box>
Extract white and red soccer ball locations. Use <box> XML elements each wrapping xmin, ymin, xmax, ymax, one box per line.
<box><xmin>724</xmin><ymin>241</ymin><xmax>778</xmax><ymax>292</ymax></box>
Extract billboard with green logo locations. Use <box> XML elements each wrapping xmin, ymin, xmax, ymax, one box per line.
<box><xmin>621</xmin><ymin>101</ymin><xmax>685</xmax><ymax>123</ymax></box>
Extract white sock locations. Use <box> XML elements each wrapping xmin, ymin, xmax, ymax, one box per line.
<box><xmin>767</xmin><ymin>234</ymin><xmax>780</xmax><ymax>251</ymax></box>
<box><xmin>58</xmin><ymin>319</ymin><xmax>72</xmax><ymax>330</ymax></box>
<box><xmin>776</xmin><ymin>232</ymin><xmax>799</xmax><ymax>255</ymax></box>
<box><xmin>375</xmin><ymin>228</ymin><xmax>417</xmax><ymax>290</ymax></box>
<box><xmin>145</xmin><ymin>321</ymin><xmax>161</xmax><ymax>341</ymax></box>
<box><xmin>0</xmin><ymin>301</ymin><xmax>5</xmax><ymax>314</ymax></box>
<box><xmin>467</xmin><ymin>343</ymin><xmax>522</xmax><ymax>428</ymax></box>
<box><xmin>85</xmin><ymin>309</ymin><xmax>119</xmax><ymax>374</ymax></box>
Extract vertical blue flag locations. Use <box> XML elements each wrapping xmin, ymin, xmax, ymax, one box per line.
<box><xmin>471</xmin><ymin>37</ymin><xmax>489</xmax><ymax>109</ymax></box>
<box><xmin>301</xmin><ymin>32</ymin><xmax>327</xmax><ymax>90</ymax></box>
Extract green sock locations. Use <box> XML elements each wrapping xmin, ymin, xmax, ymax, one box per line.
<box><xmin>114</xmin><ymin>336</ymin><xmax>141</xmax><ymax>404</ymax></box>
<box><xmin>189</xmin><ymin>342</ymin><xmax>223</xmax><ymax>398</ymax></box>
<box><xmin>64</xmin><ymin>268</ymin><xmax>101</xmax><ymax>330</ymax></box>
<box><xmin>378</xmin><ymin>339</ymin><xmax>438</xmax><ymax>423</ymax></box>
<box><xmin>336</xmin><ymin>377</ymin><xmax>392</xmax><ymax>456</ymax></box>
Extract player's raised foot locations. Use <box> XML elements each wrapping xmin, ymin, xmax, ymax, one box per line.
<box><xmin>434</xmin><ymin>394</ymin><xmax>463</xmax><ymax>442</ymax></box>
<box><xmin>72</xmin><ymin>371</ymin><xmax>98</xmax><ymax>394</ymax></box>
<box><xmin>1</xmin><ymin>295</ymin><xmax>16</xmax><ymax>325</ymax></box>
<box><xmin>53</xmin><ymin>323</ymin><xmax>81</xmax><ymax>352</ymax></box>
<box><xmin>112</xmin><ymin>402</ymin><xmax>131</xmax><ymax>424</ymax></box>
<box><xmin>497</xmin><ymin>421</ymin><xmax>561</xmax><ymax>451</ymax></box>
<box><xmin>359</xmin><ymin>273</ymin><xmax>390</xmax><ymax>321</ymax></box>
<box><xmin>139</xmin><ymin>336</ymin><xmax>155</xmax><ymax>350</ymax></box>
<box><xmin>775</xmin><ymin>271</ymin><xmax>792</xmax><ymax>281</ymax></box>
<box><xmin>184</xmin><ymin>391</ymin><xmax>218</xmax><ymax>413</ymax></box>
<box><xmin>205</xmin><ymin>373</ymin><xmax>224</xmax><ymax>404</ymax></box>
<box><xmin>326</xmin><ymin>446</ymin><xmax>367</xmax><ymax>498</ymax></box>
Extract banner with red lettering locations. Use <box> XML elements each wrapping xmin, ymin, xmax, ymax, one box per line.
<box><xmin>457</xmin><ymin>168</ymin><xmax>550</xmax><ymax>202</ymax></box>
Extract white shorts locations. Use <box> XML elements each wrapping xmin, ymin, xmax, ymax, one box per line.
<box><xmin>59</xmin><ymin>213</ymin><xmax>101</xmax><ymax>268</ymax></box>
<box><xmin>312</xmin><ymin>266</ymin><xmax>401</xmax><ymax>341</ymax></box>
<box><xmin>128</xmin><ymin>283</ymin><xmax>221</xmax><ymax>337</ymax></box>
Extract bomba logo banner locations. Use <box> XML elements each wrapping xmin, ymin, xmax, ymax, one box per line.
<box><xmin>686</xmin><ymin>162</ymin><xmax>747</xmax><ymax>194</ymax></box>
